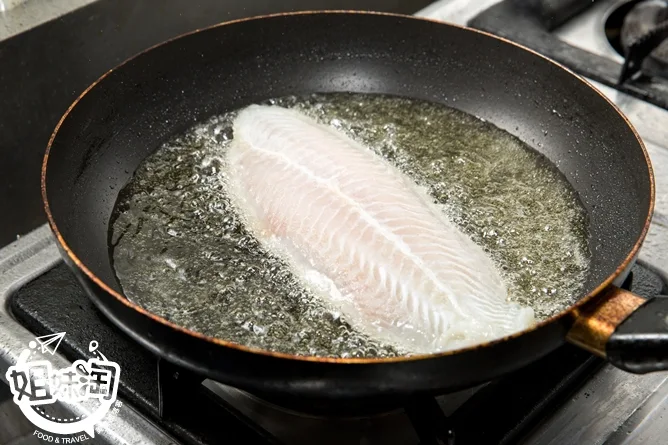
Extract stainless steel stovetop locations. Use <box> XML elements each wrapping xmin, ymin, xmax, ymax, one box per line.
<box><xmin>0</xmin><ymin>1</ymin><xmax>667</xmax><ymax>444</ymax></box>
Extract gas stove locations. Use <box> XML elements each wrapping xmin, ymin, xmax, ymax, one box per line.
<box><xmin>1</xmin><ymin>1</ymin><xmax>667</xmax><ymax>445</ymax></box>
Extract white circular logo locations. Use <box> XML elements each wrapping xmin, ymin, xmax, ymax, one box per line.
<box><xmin>5</xmin><ymin>333</ymin><xmax>122</xmax><ymax>440</ymax></box>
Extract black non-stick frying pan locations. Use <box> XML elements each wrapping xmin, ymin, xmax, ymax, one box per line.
<box><xmin>42</xmin><ymin>12</ymin><xmax>663</xmax><ymax>402</ymax></box>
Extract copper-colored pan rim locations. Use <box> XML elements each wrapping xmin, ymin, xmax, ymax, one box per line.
<box><xmin>41</xmin><ymin>10</ymin><xmax>655</xmax><ymax>365</ymax></box>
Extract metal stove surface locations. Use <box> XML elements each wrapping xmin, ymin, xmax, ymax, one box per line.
<box><xmin>0</xmin><ymin>1</ymin><xmax>667</xmax><ymax>445</ymax></box>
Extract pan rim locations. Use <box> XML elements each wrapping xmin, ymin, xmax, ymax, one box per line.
<box><xmin>41</xmin><ymin>10</ymin><xmax>655</xmax><ymax>365</ymax></box>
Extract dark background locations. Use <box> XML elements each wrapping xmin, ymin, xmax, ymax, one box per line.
<box><xmin>0</xmin><ymin>0</ymin><xmax>431</xmax><ymax>248</ymax></box>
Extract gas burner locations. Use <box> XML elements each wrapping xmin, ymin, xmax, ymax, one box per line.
<box><xmin>605</xmin><ymin>0</ymin><xmax>668</xmax><ymax>81</ymax></box>
<box><xmin>621</xmin><ymin>1</ymin><xmax>668</xmax><ymax>52</ymax></box>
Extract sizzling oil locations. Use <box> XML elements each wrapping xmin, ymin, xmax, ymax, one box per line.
<box><xmin>110</xmin><ymin>93</ymin><xmax>590</xmax><ymax>358</ymax></box>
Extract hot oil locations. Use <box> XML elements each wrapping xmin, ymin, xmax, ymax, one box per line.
<box><xmin>110</xmin><ymin>93</ymin><xmax>591</xmax><ymax>358</ymax></box>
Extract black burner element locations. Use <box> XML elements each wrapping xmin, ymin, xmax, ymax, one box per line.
<box><xmin>620</xmin><ymin>1</ymin><xmax>668</xmax><ymax>57</ymax></box>
<box><xmin>604</xmin><ymin>0</ymin><xmax>668</xmax><ymax>82</ymax></box>
<box><xmin>9</xmin><ymin>263</ymin><xmax>667</xmax><ymax>445</ymax></box>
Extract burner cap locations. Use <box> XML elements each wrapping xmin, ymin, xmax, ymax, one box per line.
<box><xmin>620</xmin><ymin>0</ymin><xmax>668</xmax><ymax>77</ymax></box>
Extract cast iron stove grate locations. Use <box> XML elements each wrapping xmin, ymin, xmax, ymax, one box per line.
<box><xmin>9</xmin><ymin>263</ymin><xmax>667</xmax><ymax>445</ymax></box>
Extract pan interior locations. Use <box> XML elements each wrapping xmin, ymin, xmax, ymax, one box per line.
<box><xmin>43</xmin><ymin>14</ymin><xmax>652</xmax><ymax>362</ymax></box>
<box><xmin>109</xmin><ymin>92</ymin><xmax>591</xmax><ymax>358</ymax></box>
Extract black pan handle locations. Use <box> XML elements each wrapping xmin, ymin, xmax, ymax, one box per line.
<box><xmin>567</xmin><ymin>287</ymin><xmax>668</xmax><ymax>373</ymax></box>
<box><xmin>607</xmin><ymin>295</ymin><xmax>668</xmax><ymax>373</ymax></box>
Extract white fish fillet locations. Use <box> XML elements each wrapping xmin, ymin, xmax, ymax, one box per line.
<box><xmin>225</xmin><ymin>104</ymin><xmax>535</xmax><ymax>354</ymax></box>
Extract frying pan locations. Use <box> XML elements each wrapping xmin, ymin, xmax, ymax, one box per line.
<box><xmin>41</xmin><ymin>11</ymin><xmax>664</xmax><ymax>402</ymax></box>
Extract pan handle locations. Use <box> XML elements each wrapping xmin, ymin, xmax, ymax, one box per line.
<box><xmin>567</xmin><ymin>286</ymin><xmax>668</xmax><ymax>373</ymax></box>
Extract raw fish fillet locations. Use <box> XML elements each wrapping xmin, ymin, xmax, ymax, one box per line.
<box><xmin>225</xmin><ymin>104</ymin><xmax>535</xmax><ymax>354</ymax></box>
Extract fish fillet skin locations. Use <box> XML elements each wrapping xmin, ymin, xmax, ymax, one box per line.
<box><xmin>225</xmin><ymin>104</ymin><xmax>535</xmax><ymax>354</ymax></box>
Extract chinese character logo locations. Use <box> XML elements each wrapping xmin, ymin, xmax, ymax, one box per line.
<box><xmin>5</xmin><ymin>333</ymin><xmax>121</xmax><ymax>438</ymax></box>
